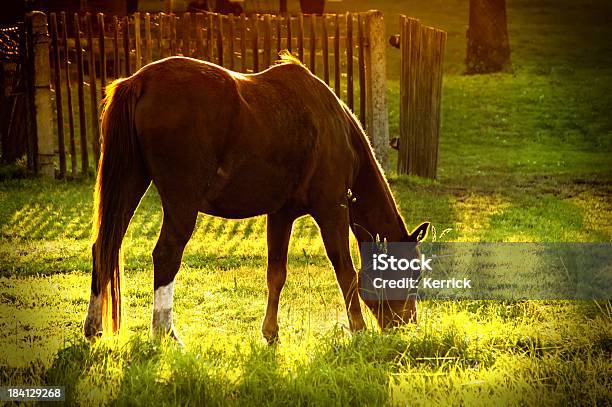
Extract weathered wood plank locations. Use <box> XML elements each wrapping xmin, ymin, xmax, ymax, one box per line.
<box><xmin>182</xmin><ymin>12</ymin><xmax>191</xmax><ymax>57</ymax></box>
<box><xmin>322</xmin><ymin>15</ymin><xmax>329</xmax><ymax>84</ymax></box>
<box><xmin>357</xmin><ymin>13</ymin><xmax>365</xmax><ymax>125</ymax></box>
<box><xmin>346</xmin><ymin>12</ymin><xmax>353</xmax><ymax>109</ymax></box>
<box><xmin>398</xmin><ymin>16</ymin><xmax>409</xmax><ymax>174</ymax></box>
<box><xmin>207</xmin><ymin>13</ymin><xmax>213</xmax><ymax>61</ymax></box>
<box><xmin>144</xmin><ymin>12</ymin><xmax>152</xmax><ymax>64</ymax></box>
<box><xmin>228</xmin><ymin>14</ymin><xmax>235</xmax><ymax>70</ymax></box>
<box><xmin>251</xmin><ymin>16</ymin><xmax>259</xmax><ymax>72</ymax></box>
<box><xmin>217</xmin><ymin>13</ymin><xmax>224</xmax><ymax>66</ymax></box>
<box><xmin>60</xmin><ymin>12</ymin><xmax>77</xmax><ymax>177</ymax></box>
<box><xmin>309</xmin><ymin>14</ymin><xmax>316</xmax><ymax>73</ymax></box>
<box><xmin>50</xmin><ymin>13</ymin><xmax>66</xmax><ymax>178</ymax></box>
<box><xmin>134</xmin><ymin>12</ymin><xmax>141</xmax><ymax>68</ymax></box>
<box><xmin>74</xmin><ymin>13</ymin><xmax>89</xmax><ymax>174</ymax></box>
<box><xmin>195</xmin><ymin>13</ymin><xmax>204</xmax><ymax>59</ymax></box>
<box><xmin>286</xmin><ymin>14</ymin><xmax>292</xmax><ymax>52</ymax></box>
<box><xmin>97</xmin><ymin>13</ymin><xmax>107</xmax><ymax>96</ymax></box>
<box><xmin>86</xmin><ymin>13</ymin><xmax>100</xmax><ymax>163</ymax></box>
<box><xmin>240</xmin><ymin>14</ymin><xmax>247</xmax><ymax>72</ymax></box>
<box><xmin>334</xmin><ymin>14</ymin><xmax>340</xmax><ymax>96</ymax></box>
<box><xmin>123</xmin><ymin>15</ymin><xmax>131</xmax><ymax>76</ymax></box>
<box><xmin>113</xmin><ymin>15</ymin><xmax>120</xmax><ymax>78</ymax></box>
<box><xmin>364</xmin><ymin>10</ymin><xmax>389</xmax><ymax>170</ymax></box>
<box><xmin>297</xmin><ymin>13</ymin><xmax>304</xmax><ymax>62</ymax></box>
<box><xmin>276</xmin><ymin>15</ymin><xmax>282</xmax><ymax>56</ymax></box>
<box><xmin>263</xmin><ymin>14</ymin><xmax>272</xmax><ymax>69</ymax></box>
<box><xmin>169</xmin><ymin>14</ymin><xmax>177</xmax><ymax>55</ymax></box>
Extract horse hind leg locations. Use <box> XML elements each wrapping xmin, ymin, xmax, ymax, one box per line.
<box><xmin>151</xmin><ymin>204</ymin><xmax>198</xmax><ymax>344</ymax></box>
<box><xmin>262</xmin><ymin>211</ymin><xmax>295</xmax><ymax>344</ymax></box>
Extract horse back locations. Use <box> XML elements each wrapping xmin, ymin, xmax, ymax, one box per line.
<box><xmin>131</xmin><ymin>57</ymin><xmax>357</xmax><ymax>218</ymax></box>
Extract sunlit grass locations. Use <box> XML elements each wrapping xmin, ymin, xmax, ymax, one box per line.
<box><xmin>2</xmin><ymin>262</ymin><xmax>610</xmax><ymax>404</ymax></box>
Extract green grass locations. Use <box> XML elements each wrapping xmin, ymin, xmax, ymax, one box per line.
<box><xmin>1</xmin><ymin>0</ymin><xmax>611</xmax><ymax>405</ymax></box>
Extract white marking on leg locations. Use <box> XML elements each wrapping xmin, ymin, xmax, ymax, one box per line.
<box><xmin>154</xmin><ymin>281</ymin><xmax>174</xmax><ymax>311</ymax></box>
<box><xmin>84</xmin><ymin>291</ymin><xmax>102</xmax><ymax>337</ymax></box>
<box><xmin>152</xmin><ymin>281</ymin><xmax>175</xmax><ymax>337</ymax></box>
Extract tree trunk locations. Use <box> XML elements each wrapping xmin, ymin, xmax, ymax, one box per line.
<box><xmin>466</xmin><ymin>0</ymin><xmax>511</xmax><ymax>74</ymax></box>
<box><xmin>299</xmin><ymin>0</ymin><xmax>325</xmax><ymax>15</ymax></box>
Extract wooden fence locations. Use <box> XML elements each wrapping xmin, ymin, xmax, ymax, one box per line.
<box><xmin>25</xmin><ymin>9</ymin><xmax>390</xmax><ymax>179</ymax></box>
<box><xmin>397</xmin><ymin>16</ymin><xmax>446</xmax><ymax>178</ymax></box>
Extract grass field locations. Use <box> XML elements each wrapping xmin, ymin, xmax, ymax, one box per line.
<box><xmin>1</xmin><ymin>0</ymin><xmax>611</xmax><ymax>405</ymax></box>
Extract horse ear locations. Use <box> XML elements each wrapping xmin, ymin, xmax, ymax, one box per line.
<box><xmin>409</xmin><ymin>222</ymin><xmax>430</xmax><ymax>242</ymax></box>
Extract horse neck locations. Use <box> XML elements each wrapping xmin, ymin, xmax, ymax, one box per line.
<box><xmin>350</xmin><ymin>149</ymin><xmax>409</xmax><ymax>245</ymax></box>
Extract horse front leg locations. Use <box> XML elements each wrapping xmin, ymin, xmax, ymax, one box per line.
<box><xmin>151</xmin><ymin>205</ymin><xmax>197</xmax><ymax>345</ymax></box>
<box><xmin>262</xmin><ymin>211</ymin><xmax>295</xmax><ymax>344</ymax></box>
<box><xmin>314</xmin><ymin>208</ymin><xmax>366</xmax><ymax>332</ymax></box>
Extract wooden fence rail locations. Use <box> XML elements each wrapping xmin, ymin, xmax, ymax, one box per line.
<box><xmin>24</xmin><ymin>10</ymin><xmax>391</xmax><ymax>178</ymax></box>
<box><xmin>25</xmin><ymin>10</ymin><xmax>448</xmax><ymax>180</ymax></box>
<box><xmin>398</xmin><ymin>16</ymin><xmax>446</xmax><ymax>179</ymax></box>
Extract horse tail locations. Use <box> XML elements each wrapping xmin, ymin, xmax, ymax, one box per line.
<box><xmin>92</xmin><ymin>77</ymin><xmax>144</xmax><ymax>334</ymax></box>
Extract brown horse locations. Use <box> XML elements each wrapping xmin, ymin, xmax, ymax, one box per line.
<box><xmin>83</xmin><ymin>54</ymin><xmax>429</xmax><ymax>344</ymax></box>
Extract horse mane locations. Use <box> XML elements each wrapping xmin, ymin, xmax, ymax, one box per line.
<box><xmin>275</xmin><ymin>51</ymin><xmax>306</xmax><ymax>67</ymax></box>
<box><xmin>342</xmin><ymin>104</ymin><xmax>410</xmax><ymax>241</ymax></box>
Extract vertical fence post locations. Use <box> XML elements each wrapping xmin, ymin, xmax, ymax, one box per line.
<box><xmin>145</xmin><ymin>13</ymin><xmax>152</xmax><ymax>64</ymax></box>
<box><xmin>263</xmin><ymin>14</ymin><xmax>271</xmax><ymax>69</ymax></box>
<box><xmin>134</xmin><ymin>12</ymin><xmax>142</xmax><ymax>68</ymax></box>
<box><xmin>158</xmin><ymin>13</ymin><xmax>165</xmax><ymax>59</ymax></box>
<box><xmin>28</xmin><ymin>12</ymin><xmax>55</xmax><ymax>178</ymax></box>
<box><xmin>357</xmin><ymin>13</ymin><xmax>365</xmax><ymax>126</ymax></box>
<box><xmin>74</xmin><ymin>13</ymin><xmax>89</xmax><ymax>175</ymax></box>
<box><xmin>251</xmin><ymin>16</ymin><xmax>259</xmax><ymax>72</ymax></box>
<box><xmin>24</xmin><ymin>15</ymin><xmax>37</xmax><ymax>172</ymax></box>
<box><xmin>170</xmin><ymin>14</ymin><xmax>177</xmax><ymax>56</ymax></box>
<box><xmin>60</xmin><ymin>12</ymin><xmax>77</xmax><ymax>178</ymax></box>
<box><xmin>123</xmin><ymin>15</ymin><xmax>131</xmax><ymax>75</ymax></box>
<box><xmin>196</xmin><ymin>13</ymin><xmax>204</xmax><ymax>60</ymax></box>
<box><xmin>275</xmin><ymin>15</ymin><xmax>282</xmax><ymax>56</ymax></box>
<box><xmin>432</xmin><ymin>29</ymin><xmax>446</xmax><ymax>177</ymax></box>
<box><xmin>364</xmin><ymin>10</ymin><xmax>389</xmax><ymax>171</ymax></box>
<box><xmin>206</xmin><ymin>13</ymin><xmax>213</xmax><ymax>61</ymax></box>
<box><xmin>322</xmin><ymin>15</ymin><xmax>329</xmax><ymax>85</ymax></box>
<box><xmin>309</xmin><ymin>14</ymin><xmax>316</xmax><ymax>74</ymax></box>
<box><xmin>240</xmin><ymin>14</ymin><xmax>246</xmax><ymax>72</ymax></box>
<box><xmin>86</xmin><ymin>13</ymin><xmax>100</xmax><ymax>163</ymax></box>
<box><xmin>297</xmin><ymin>13</ymin><xmax>304</xmax><ymax>62</ymax></box>
<box><xmin>398</xmin><ymin>17</ymin><xmax>446</xmax><ymax>179</ymax></box>
<box><xmin>182</xmin><ymin>12</ymin><xmax>191</xmax><ymax>57</ymax></box>
<box><xmin>398</xmin><ymin>16</ymin><xmax>409</xmax><ymax>174</ymax></box>
<box><xmin>216</xmin><ymin>14</ymin><xmax>224</xmax><ymax>66</ymax></box>
<box><xmin>334</xmin><ymin>14</ymin><xmax>340</xmax><ymax>97</ymax></box>
<box><xmin>346</xmin><ymin>13</ymin><xmax>353</xmax><ymax>110</ymax></box>
<box><xmin>49</xmin><ymin>13</ymin><xmax>66</xmax><ymax>178</ymax></box>
<box><xmin>285</xmin><ymin>14</ymin><xmax>292</xmax><ymax>52</ymax></box>
<box><xmin>228</xmin><ymin>14</ymin><xmax>235</xmax><ymax>70</ymax></box>
<box><xmin>97</xmin><ymin>13</ymin><xmax>107</xmax><ymax>97</ymax></box>
<box><xmin>112</xmin><ymin>16</ymin><xmax>119</xmax><ymax>78</ymax></box>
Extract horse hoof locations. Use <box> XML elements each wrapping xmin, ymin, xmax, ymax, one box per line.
<box><xmin>263</xmin><ymin>332</ymin><xmax>279</xmax><ymax>345</ymax></box>
<box><xmin>83</xmin><ymin>319</ymin><xmax>102</xmax><ymax>340</ymax></box>
<box><xmin>84</xmin><ymin>330</ymin><xmax>102</xmax><ymax>342</ymax></box>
